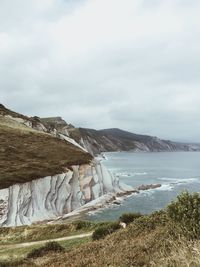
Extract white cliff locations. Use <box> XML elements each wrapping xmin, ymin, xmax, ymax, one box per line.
<box><xmin>0</xmin><ymin>107</ymin><xmax>133</xmax><ymax>227</ymax></box>
<box><xmin>0</xmin><ymin>161</ymin><xmax>132</xmax><ymax>227</ymax></box>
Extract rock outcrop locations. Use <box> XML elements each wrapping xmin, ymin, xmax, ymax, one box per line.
<box><xmin>0</xmin><ymin>104</ymin><xmax>199</xmax><ymax>227</ymax></box>
<box><xmin>0</xmin><ymin>161</ymin><xmax>131</xmax><ymax>227</ymax></box>
<box><xmin>0</xmin><ymin>105</ymin><xmax>132</xmax><ymax>226</ymax></box>
<box><xmin>137</xmin><ymin>184</ymin><xmax>161</xmax><ymax>191</ymax></box>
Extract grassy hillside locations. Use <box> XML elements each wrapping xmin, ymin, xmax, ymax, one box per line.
<box><xmin>0</xmin><ymin>221</ymin><xmax>105</xmax><ymax>245</ymax></box>
<box><xmin>0</xmin><ymin>114</ymin><xmax>92</xmax><ymax>189</ymax></box>
<box><xmin>3</xmin><ymin>192</ymin><xmax>198</xmax><ymax>267</ymax></box>
<box><xmin>0</xmin><ymin>237</ymin><xmax>91</xmax><ymax>266</ymax></box>
<box><xmin>0</xmin><ymin>221</ymin><xmax>112</xmax><ymax>265</ymax></box>
<box><xmin>0</xmin><ymin>104</ymin><xmax>29</xmax><ymax>120</ymax></box>
<box><xmin>37</xmin><ymin>212</ymin><xmax>194</xmax><ymax>267</ymax></box>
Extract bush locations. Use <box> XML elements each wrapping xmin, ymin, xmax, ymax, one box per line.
<box><xmin>27</xmin><ymin>241</ymin><xmax>64</xmax><ymax>258</ymax></box>
<box><xmin>167</xmin><ymin>191</ymin><xmax>200</xmax><ymax>239</ymax></box>
<box><xmin>73</xmin><ymin>220</ymin><xmax>93</xmax><ymax>230</ymax></box>
<box><xmin>92</xmin><ymin>222</ymin><xmax>121</xmax><ymax>240</ymax></box>
<box><xmin>119</xmin><ymin>212</ymin><xmax>142</xmax><ymax>224</ymax></box>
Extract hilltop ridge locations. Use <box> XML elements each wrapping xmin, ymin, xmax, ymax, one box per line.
<box><xmin>0</xmin><ymin>105</ymin><xmax>132</xmax><ymax>227</ymax></box>
<box><xmin>75</xmin><ymin>127</ymin><xmax>200</xmax><ymax>155</ymax></box>
<box><xmin>2</xmin><ymin>105</ymin><xmax>200</xmax><ymax>158</ymax></box>
<box><xmin>0</xmin><ymin>105</ymin><xmax>92</xmax><ymax>189</ymax></box>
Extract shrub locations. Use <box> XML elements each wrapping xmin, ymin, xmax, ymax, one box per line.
<box><xmin>119</xmin><ymin>212</ymin><xmax>142</xmax><ymax>224</ymax></box>
<box><xmin>92</xmin><ymin>222</ymin><xmax>121</xmax><ymax>240</ymax></box>
<box><xmin>27</xmin><ymin>241</ymin><xmax>64</xmax><ymax>258</ymax></box>
<box><xmin>167</xmin><ymin>191</ymin><xmax>200</xmax><ymax>239</ymax></box>
<box><xmin>73</xmin><ymin>220</ymin><xmax>93</xmax><ymax>230</ymax></box>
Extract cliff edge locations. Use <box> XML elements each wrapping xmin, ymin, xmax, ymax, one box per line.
<box><xmin>0</xmin><ymin>105</ymin><xmax>132</xmax><ymax>226</ymax></box>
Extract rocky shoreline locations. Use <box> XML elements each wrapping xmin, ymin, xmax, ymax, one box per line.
<box><xmin>116</xmin><ymin>183</ymin><xmax>161</xmax><ymax>197</ymax></box>
<box><xmin>57</xmin><ymin>183</ymin><xmax>162</xmax><ymax>223</ymax></box>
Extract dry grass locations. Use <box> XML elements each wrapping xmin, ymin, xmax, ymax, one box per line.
<box><xmin>1</xmin><ymin>212</ymin><xmax>200</xmax><ymax>266</ymax></box>
<box><xmin>0</xmin><ymin>219</ymin><xmax>105</xmax><ymax>245</ymax></box>
<box><xmin>0</xmin><ymin>223</ymin><xmax>78</xmax><ymax>245</ymax></box>
<box><xmin>0</xmin><ymin>123</ymin><xmax>92</xmax><ymax>189</ymax></box>
<box><xmin>18</xmin><ymin>212</ymin><xmax>200</xmax><ymax>267</ymax></box>
<box><xmin>0</xmin><ymin>104</ymin><xmax>29</xmax><ymax>120</ymax></box>
<box><xmin>0</xmin><ymin>237</ymin><xmax>91</xmax><ymax>266</ymax></box>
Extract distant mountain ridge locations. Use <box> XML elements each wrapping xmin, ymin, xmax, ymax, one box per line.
<box><xmin>1</xmin><ymin>103</ymin><xmax>199</xmax><ymax>156</ymax></box>
<box><xmin>35</xmin><ymin>113</ymin><xmax>200</xmax><ymax>155</ymax></box>
<box><xmin>76</xmin><ymin>127</ymin><xmax>200</xmax><ymax>155</ymax></box>
<box><xmin>1</xmin><ymin>104</ymin><xmax>200</xmax><ymax>226</ymax></box>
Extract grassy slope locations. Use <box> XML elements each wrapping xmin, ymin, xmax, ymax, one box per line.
<box><xmin>0</xmin><ymin>221</ymin><xmax>106</xmax><ymax>265</ymax></box>
<box><xmin>0</xmin><ymin>223</ymin><xmax>78</xmax><ymax>245</ymax></box>
<box><xmin>0</xmin><ymin>237</ymin><xmax>91</xmax><ymax>265</ymax></box>
<box><xmin>0</xmin><ymin>104</ymin><xmax>29</xmax><ymax>120</ymax></box>
<box><xmin>0</xmin><ymin>221</ymin><xmax>103</xmax><ymax>245</ymax></box>
<box><xmin>0</xmin><ymin>211</ymin><xmax>200</xmax><ymax>266</ymax></box>
<box><xmin>0</xmin><ymin>115</ymin><xmax>92</xmax><ymax>189</ymax></box>
<box><xmin>33</xmin><ymin>212</ymin><xmax>200</xmax><ymax>267</ymax></box>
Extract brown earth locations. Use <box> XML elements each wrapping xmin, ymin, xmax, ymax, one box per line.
<box><xmin>0</xmin><ymin>123</ymin><xmax>92</xmax><ymax>189</ymax></box>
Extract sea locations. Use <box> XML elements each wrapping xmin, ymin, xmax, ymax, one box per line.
<box><xmin>86</xmin><ymin>152</ymin><xmax>200</xmax><ymax>221</ymax></box>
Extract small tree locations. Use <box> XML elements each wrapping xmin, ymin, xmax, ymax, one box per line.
<box><xmin>27</xmin><ymin>241</ymin><xmax>64</xmax><ymax>258</ymax></box>
<box><xmin>167</xmin><ymin>191</ymin><xmax>200</xmax><ymax>239</ymax></box>
<box><xmin>92</xmin><ymin>222</ymin><xmax>121</xmax><ymax>240</ymax></box>
<box><xmin>73</xmin><ymin>220</ymin><xmax>93</xmax><ymax>230</ymax></box>
<box><xmin>119</xmin><ymin>212</ymin><xmax>142</xmax><ymax>225</ymax></box>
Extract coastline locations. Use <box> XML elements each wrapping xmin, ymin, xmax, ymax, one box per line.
<box><xmin>56</xmin><ymin>155</ymin><xmax>162</xmax><ymax>223</ymax></box>
<box><xmin>55</xmin><ymin>183</ymin><xmax>162</xmax><ymax>223</ymax></box>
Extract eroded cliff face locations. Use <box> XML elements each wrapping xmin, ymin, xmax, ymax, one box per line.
<box><xmin>0</xmin><ymin>161</ymin><xmax>129</xmax><ymax>227</ymax></box>
<box><xmin>0</xmin><ymin>105</ymin><xmax>132</xmax><ymax>227</ymax></box>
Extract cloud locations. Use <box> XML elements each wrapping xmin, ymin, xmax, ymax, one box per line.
<box><xmin>1</xmin><ymin>0</ymin><xmax>200</xmax><ymax>142</ymax></box>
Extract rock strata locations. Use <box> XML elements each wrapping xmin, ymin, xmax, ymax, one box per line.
<box><xmin>0</xmin><ymin>161</ymin><xmax>132</xmax><ymax>227</ymax></box>
<box><xmin>137</xmin><ymin>184</ymin><xmax>162</xmax><ymax>191</ymax></box>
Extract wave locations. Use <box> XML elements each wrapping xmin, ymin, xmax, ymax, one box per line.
<box><xmin>100</xmin><ymin>154</ymin><xmax>109</xmax><ymax>160</ymax></box>
<box><xmin>115</xmin><ymin>172</ymin><xmax>147</xmax><ymax>177</ymax></box>
<box><xmin>141</xmin><ymin>184</ymin><xmax>174</xmax><ymax>194</ymax></box>
<box><xmin>134</xmin><ymin>172</ymin><xmax>148</xmax><ymax>176</ymax></box>
<box><xmin>156</xmin><ymin>184</ymin><xmax>174</xmax><ymax>191</ymax></box>
<box><xmin>158</xmin><ymin>177</ymin><xmax>199</xmax><ymax>185</ymax></box>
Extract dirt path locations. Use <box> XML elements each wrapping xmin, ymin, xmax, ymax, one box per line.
<box><xmin>0</xmin><ymin>232</ymin><xmax>93</xmax><ymax>250</ymax></box>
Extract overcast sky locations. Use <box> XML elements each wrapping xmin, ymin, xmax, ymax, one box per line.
<box><xmin>1</xmin><ymin>0</ymin><xmax>200</xmax><ymax>142</ymax></box>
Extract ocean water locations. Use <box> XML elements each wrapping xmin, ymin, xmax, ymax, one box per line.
<box><xmin>86</xmin><ymin>152</ymin><xmax>200</xmax><ymax>221</ymax></box>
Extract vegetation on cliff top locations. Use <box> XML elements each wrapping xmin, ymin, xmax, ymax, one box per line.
<box><xmin>0</xmin><ymin>108</ymin><xmax>92</xmax><ymax>189</ymax></box>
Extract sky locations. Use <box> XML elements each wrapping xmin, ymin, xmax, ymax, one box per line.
<box><xmin>1</xmin><ymin>0</ymin><xmax>200</xmax><ymax>142</ymax></box>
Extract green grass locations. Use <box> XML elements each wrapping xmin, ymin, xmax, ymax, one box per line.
<box><xmin>0</xmin><ymin>221</ymin><xmax>111</xmax><ymax>245</ymax></box>
<box><xmin>33</xmin><ymin>211</ymin><xmax>196</xmax><ymax>267</ymax></box>
<box><xmin>30</xmin><ymin>193</ymin><xmax>200</xmax><ymax>267</ymax></box>
<box><xmin>0</xmin><ymin>243</ymin><xmax>42</xmax><ymax>261</ymax></box>
<box><xmin>2</xmin><ymin>197</ymin><xmax>200</xmax><ymax>266</ymax></box>
<box><xmin>59</xmin><ymin>237</ymin><xmax>91</xmax><ymax>251</ymax></box>
<box><xmin>0</xmin><ymin>237</ymin><xmax>91</xmax><ymax>265</ymax></box>
<box><xmin>0</xmin><ymin>223</ymin><xmax>82</xmax><ymax>245</ymax></box>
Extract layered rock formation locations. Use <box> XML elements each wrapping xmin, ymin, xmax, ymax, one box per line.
<box><xmin>0</xmin><ymin>105</ymin><xmax>131</xmax><ymax>226</ymax></box>
<box><xmin>37</xmin><ymin>116</ymin><xmax>200</xmax><ymax>155</ymax></box>
<box><xmin>0</xmin><ymin>161</ymin><xmax>131</xmax><ymax>227</ymax></box>
<box><xmin>0</xmin><ymin>104</ymin><xmax>199</xmax><ymax>227</ymax></box>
